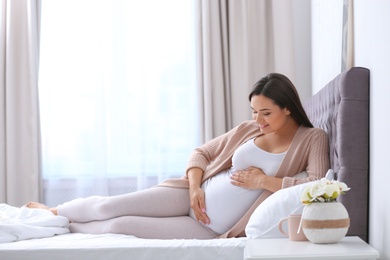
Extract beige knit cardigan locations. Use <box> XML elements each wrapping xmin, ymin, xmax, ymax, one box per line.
<box><xmin>159</xmin><ymin>120</ymin><xmax>330</xmax><ymax>238</ymax></box>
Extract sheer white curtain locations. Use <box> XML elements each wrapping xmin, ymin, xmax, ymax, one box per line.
<box><xmin>39</xmin><ymin>0</ymin><xmax>199</xmax><ymax>206</ymax></box>
<box><xmin>195</xmin><ymin>0</ymin><xmax>311</xmax><ymax>141</ymax></box>
<box><xmin>0</xmin><ymin>0</ymin><xmax>41</xmax><ymax>206</ymax></box>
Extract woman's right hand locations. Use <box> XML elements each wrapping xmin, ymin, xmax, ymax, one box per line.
<box><xmin>189</xmin><ymin>185</ymin><xmax>210</xmax><ymax>225</ymax></box>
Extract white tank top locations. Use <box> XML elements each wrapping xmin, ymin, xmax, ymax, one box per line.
<box><xmin>200</xmin><ymin>138</ymin><xmax>286</xmax><ymax>235</ymax></box>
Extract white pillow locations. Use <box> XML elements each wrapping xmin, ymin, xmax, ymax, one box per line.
<box><xmin>245</xmin><ymin>169</ymin><xmax>334</xmax><ymax>239</ymax></box>
<box><xmin>245</xmin><ymin>182</ymin><xmax>308</xmax><ymax>239</ymax></box>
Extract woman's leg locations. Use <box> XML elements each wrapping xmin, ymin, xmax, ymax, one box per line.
<box><xmin>57</xmin><ymin>187</ymin><xmax>191</xmax><ymax>223</ymax></box>
<box><xmin>69</xmin><ymin>215</ymin><xmax>217</xmax><ymax>239</ymax></box>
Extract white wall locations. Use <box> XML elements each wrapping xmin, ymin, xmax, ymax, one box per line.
<box><xmin>311</xmin><ymin>0</ymin><xmax>343</xmax><ymax>94</ymax></box>
<box><xmin>354</xmin><ymin>1</ymin><xmax>390</xmax><ymax>259</ymax></box>
<box><xmin>311</xmin><ymin>0</ymin><xmax>390</xmax><ymax>259</ymax></box>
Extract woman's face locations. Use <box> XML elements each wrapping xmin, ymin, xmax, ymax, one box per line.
<box><xmin>250</xmin><ymin>94</ymin><xmax>291</xmax><ymax>134</ymax></box>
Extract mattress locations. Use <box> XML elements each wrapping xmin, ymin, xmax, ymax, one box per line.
<box><xmin>0</xmin><ymin>233</ymin><xmax>247</xmax><ymax>260</ymax></box>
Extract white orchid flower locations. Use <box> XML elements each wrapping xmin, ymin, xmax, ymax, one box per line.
<box><xmin>300</xmin><ymin>185</ymin><xmax>312</xmax><ymax>204</ymax></box>
<box><xmin>309</xmin><ymin>182</ymin><xmax>326</xmax><ymax>200</ymax></box>
<box><xmin>323</xmin><ymin>183</ymin><xmax>340</xmax><ymax>200</ymax></box>
<box><xmin>336</xmin><ymin>181</ymin><xmax>351</xmax><ymax>192</ymax></box>
<box><xmin>299</xmin><ymin>171</ymin><xmax>351</xmax><ymax>205</ymax></box>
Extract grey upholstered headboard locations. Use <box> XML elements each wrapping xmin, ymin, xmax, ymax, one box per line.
<box><xmin>303</xmin><ymin>67</ymin><xmax>370</xmax><ymax>242</ymax></box>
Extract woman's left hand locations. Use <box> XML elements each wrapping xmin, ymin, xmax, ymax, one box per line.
<box><xmin>230</xmin><ymin>166</ymin><xmax>266</xmax><ymax>190</ymax></box>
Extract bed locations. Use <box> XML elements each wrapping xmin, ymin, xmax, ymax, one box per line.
<box><xmin>0</xmin><ymin>67</ymin><xmax>370</xmax><ymax>260</ymax></box>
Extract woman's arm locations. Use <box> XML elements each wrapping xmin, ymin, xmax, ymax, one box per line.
<box><xmin>185</xmin><ymin>121</ymin><xmax>255</xmax><ymax>177</ymax></box>
<box><xmin>188</xmin><ymin>167</ymin><xmax>210</xmax><ymax>225</ymax></box>
<box><xmin>230</xmin><ymin>167</ymin><xmax>283</xmax><ymax>193</ymax></box>
<box><xmin>281</xmin><ymin>129</ymin><xmax>330</xmax><ymax>188</ymax></box>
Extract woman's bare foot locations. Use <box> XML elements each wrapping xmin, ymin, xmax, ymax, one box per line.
<box><xmin>25</xmin><ymin>202</ymin><xmax>58</xmax><ymax>215</ymax></box>
<box><xmin>25</xmin><ymin>202</ymin><xmax>49</xmax><ymax>210</ymax></box>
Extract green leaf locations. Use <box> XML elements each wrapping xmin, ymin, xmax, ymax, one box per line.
<box><xmin>331</xmin><ymin>191</ymin><xmax>339</xmax><ymax>199</ymax></box>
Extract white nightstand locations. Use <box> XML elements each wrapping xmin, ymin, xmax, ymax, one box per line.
<box><xmin>244</xmin><ymin>236</ymin><xmax>379</xmax><ymax>260</ymax></box>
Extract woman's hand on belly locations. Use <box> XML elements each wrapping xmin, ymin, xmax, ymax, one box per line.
<box><xmin>230</xmin><ymin>167</ymin><xmax>283</xmax><ymax>192</ymax></box>
<box><xmin>230</xmin><ymin>167</ymin><xmax>267</xmax><ymax>190</ymax></box>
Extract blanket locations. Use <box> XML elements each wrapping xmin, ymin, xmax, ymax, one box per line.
<box><xmin>0</xmin><ymin>203</ymin><xmax>69</xmax><ymax>243</ymax></box>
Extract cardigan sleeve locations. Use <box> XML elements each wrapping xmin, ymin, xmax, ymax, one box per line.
<box><xmin>185</xmin><ymin>121</ymin><xmax>256</xmax><ymax>176</ymax></box>
<box><xmin>281</xmin><ymin>128</ymin><xmax>330</xmax><ymax>188</ymax></box>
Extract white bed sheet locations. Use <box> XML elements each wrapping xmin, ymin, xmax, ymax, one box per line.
<box><xmin>0</xmin><ymin>233</ymin><xmax>247</xmax><ymax>260</ymax></box>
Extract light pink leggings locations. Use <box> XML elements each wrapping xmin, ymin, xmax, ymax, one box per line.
<box><xmin>57</xmin><ymin>186</ymin><xmax>217</xmax><ymax>239</ymax></box>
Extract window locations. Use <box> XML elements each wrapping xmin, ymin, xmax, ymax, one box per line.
<box><xmin>39</xmin><ymin>0</ymin><xmax>199</xmax><ymax>206</ymax></box>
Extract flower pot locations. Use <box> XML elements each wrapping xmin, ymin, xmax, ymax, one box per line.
<box><xmin>301</xmin><ymin>202</ymin><xmax>349</xmax><ymax>244</ymax></box>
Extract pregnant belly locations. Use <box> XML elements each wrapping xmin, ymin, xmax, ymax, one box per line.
<box><xmin>201</xmin><ymin>170</ymin><xmax>263</xmax><ymax>234</ymax></box>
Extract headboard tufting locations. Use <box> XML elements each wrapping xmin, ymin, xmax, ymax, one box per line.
<box><xmin>303</xmin><ymin>67</ymin><xmax>370</xmax><ymax>242</ymax></box>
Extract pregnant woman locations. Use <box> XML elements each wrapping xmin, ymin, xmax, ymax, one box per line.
<box><xmin>27</xmin><ymin>73</ymin><xmax>329</xmax><ymax>239</ymax></box>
